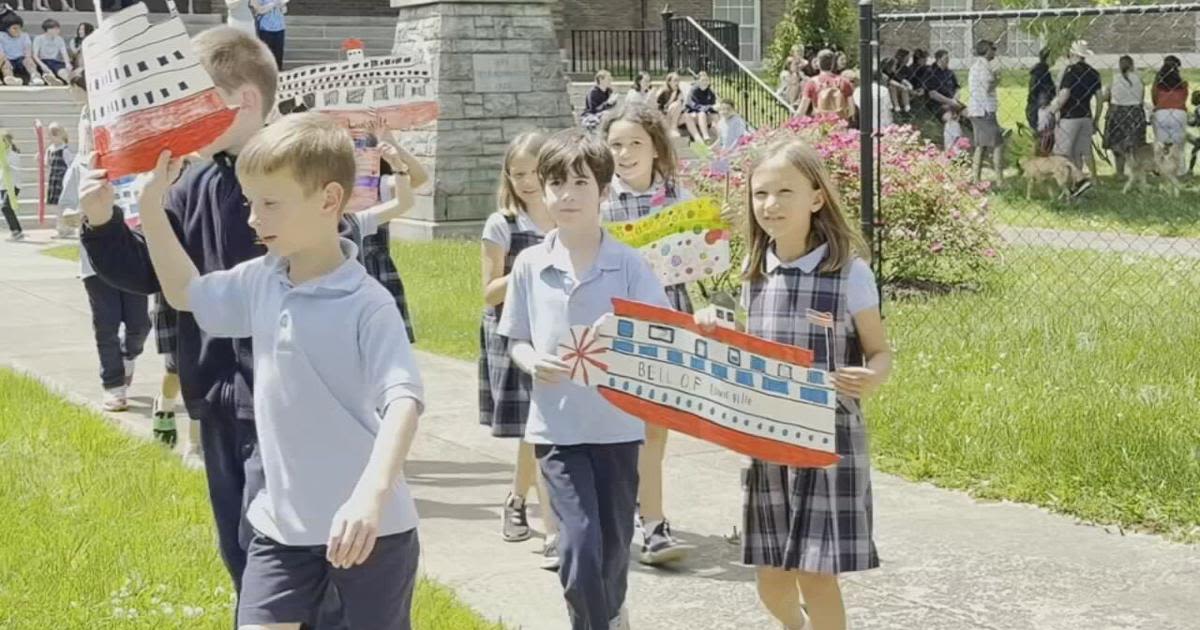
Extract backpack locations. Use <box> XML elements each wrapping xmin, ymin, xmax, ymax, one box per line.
<box><xmin>814</xmin><ymin>84</ymin><xmax>852</xmax><ymax>120</ymax></box>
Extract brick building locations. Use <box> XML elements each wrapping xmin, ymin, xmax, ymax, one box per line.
<box><xmin>876</xmin><ymin>0</ymin><xmax>1200</xmax><ymax>69</ymax></box>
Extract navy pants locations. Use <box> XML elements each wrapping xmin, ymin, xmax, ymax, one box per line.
<box><xmin>83</xmin><ymin>276</ymin><xmax>150</xmax><ymax>389</ymax></box>
<box><xmin>537</xmin><ymin>442</ymin><xmax>640</xmax><ymax>630</ymax></box>
<box><xmin>200</xmin><ymin>395</ymin><xmax>348</xmax><ymax>629</ymax></box>
<box><xmin>258</xmin><ymin>28</ymin><xmax>285</xmax><ymax>70</ymax></box>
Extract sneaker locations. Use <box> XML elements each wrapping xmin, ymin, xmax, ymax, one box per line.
<box><xmin>638</xmin><ymin>519</ymin><xmax>693</xmax><ymax>566</ymax></box>
<box><xmin>43</xmin><ymin>72</ymin><xmax>63</xmax><ymax>86</ymax></box>
<box><xmin>501</xmin><ymin>493</ymin><xmax>532</xmax><ymax>542</ymax></box>
<box><xmin>102</xmin><ymin>387</ymin><xmax>128</xmax><ymax>412</ymax></box>
<box><xmin>609</xmin><ymin>606</ymin><xmax>631</xmax><ymax>630</ymax></box>
<box><xmin>3</xmin><ymin>76</ymin><xmax>23</xmax><ymax>86</ymax></box>
<box><xmin>30</xmin><ymin>76</ymin><xmax>45</xmax><ymax>86</ymax></box>
<box><xmin>123</xmin><ymin>358</ymin><xmax>136</xmax><ymax>386</ymax></box>
<box><xmin>540</xmin><ymin>534</ymin><xmax>560</xmax><ymax>571</ymax></box>
<box><xmin>152</xmin><ymin>396</ymin><xmax>177</xmax><ymax>447</ymax></box>
<box><xmin>7</xmin><ymin>231</ymin><xmax>25</xmax><ymax>242</ymax></box>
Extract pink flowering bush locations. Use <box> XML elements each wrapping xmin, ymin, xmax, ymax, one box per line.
<box><xmin>683</xmin><ymin>115</ymin><xmax>999</xmax><ymax>293</ymax></box>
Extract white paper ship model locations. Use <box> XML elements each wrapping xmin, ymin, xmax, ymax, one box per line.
<box><xmin>275</xmin><ymin>42</ymin><xmax>438</xmax><ymax>212</ymax></box>
<box><xmin>561</xmin><ymin>299</ymin><xmax>839</xmax><ymax>468</ymax></box>
<box><xmin>82</xmin><ymin>3</ymin><xmax>238</xmax><ymax>180</ymax></box>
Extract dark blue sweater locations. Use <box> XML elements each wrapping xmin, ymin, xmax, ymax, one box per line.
<box><xmin>81</xmin><ymin>154</ymin><xmax>264</xmax><ymax>422</ymax></box>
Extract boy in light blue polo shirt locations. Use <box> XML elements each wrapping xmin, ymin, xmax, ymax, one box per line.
<box><xmin>124</xmin><ymin>113</ymin><xmax>423</xmax><ymax>628</ymax></box>
<box><xmin>498</xmin><ymin>128</ymin><xmax>669</xmax><ymax>630</ymax></box>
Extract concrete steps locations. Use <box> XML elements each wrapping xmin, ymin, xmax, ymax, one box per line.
<box><xmin>1</xmin><ymin>87</ymin><xmax>82</xmax><ymax>229</ymax></box>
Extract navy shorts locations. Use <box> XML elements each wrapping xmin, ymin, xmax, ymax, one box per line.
<box><xmin>41</xmin><ymin>58</ymin><xmax>65</xmax><ymax>74</ymax></box>
<box><xmin>238</xmin><ymin>527</ymin><xmax>420</xmax><ymax>628</ymax></box>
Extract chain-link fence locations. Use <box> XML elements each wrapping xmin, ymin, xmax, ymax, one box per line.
<box><xmin>864</xmin><ymin>3</ymin><xmax>1200</xmax><ymax>335</ymax></box>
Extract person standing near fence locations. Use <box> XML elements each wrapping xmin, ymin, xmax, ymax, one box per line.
<box><xmin>1102</xmin><ymin>55</ymin><xmax>1146</xmax><ymax>180</ymax></box>
<box><xmin>250</xmin><ymin>0</ymin><xmax>286</xmax><ymax>70</ymax></box>
<box><xmin>966</xmin><ymin>39</ymin><xmax>1005</xmax><ymax>186</ymax></box>
<box><xmin>1151</xmin><ymin>55</ymin><xmax>1189</xmax><ymax>178</ymax></box>
<box><xmin>1052</xmin><ymin>40</ymin><xmax>1102</xmax><ymax>192</ymax></box>
<box><xmin>1026</xmin><ymin>47</ymin><xmax>1056</xmax><ymax>133</ymax></box>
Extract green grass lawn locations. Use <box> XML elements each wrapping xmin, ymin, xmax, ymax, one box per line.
<box><xmin>391</xmin><ymin>239</ymin><xmax>482</xmax><ymax>361</ymax></box>
<box><xmin>990</xmin><ymin>176</ymin><xmax>1200</xmax><ymax>238</ymax></box>
<box><xmin>0</xmin><ymin>366</ymin><xmax>505</xmax><ymax>628</ymax></box>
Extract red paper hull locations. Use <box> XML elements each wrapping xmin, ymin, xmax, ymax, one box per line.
<box><xmin>321</xmin><ymin>102</ymin><xmax>440</xmax><ymax>131</ymax></box>
<box><xmin>599</xmin><ymin>388</ymin><xmax>840</xmax><ymax>468</ymax></box>
<box><xmin>94</xmin><ymin>89</ymin><xmax>238</xmax><ymax>180</ymax></box>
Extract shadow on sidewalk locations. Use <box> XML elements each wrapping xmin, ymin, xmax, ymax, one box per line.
<box><xmin>415</xmin><ymin>498</ymin><xmax>504</xmax><ymax>522</ymax></box>
<box><xmin>629</xmin><ymin>527</ymin><xmax>757</xmax><ymax>584</ymax></box>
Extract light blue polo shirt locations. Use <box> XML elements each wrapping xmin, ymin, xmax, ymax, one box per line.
<box><xmin>188</xmin><ymin>239</ymin><xmax>424</xmax><ymax>546</ymax></box>
<box><xmin>498</xmin><ymin>229</ymin><xmax>670</xmax><ymax>445</ymax></box>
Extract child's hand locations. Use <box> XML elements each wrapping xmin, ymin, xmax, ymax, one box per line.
<box><xmin>78</xmin><ymin>153</ymin><xmax>115</xmax><ymax>225</ymax></box>
<box><xmin>139</xmin><ymin>151</ymin><xmax>182</xmax><ymax>215</ymax></box>
<box><xmin>694</xmin><ymin>306</ymin><xmax>723</xmax><ymax>333</ymax></box>
<box><xmin>531</xmin><ymin>353</ymin><xmax>571</xmax><ymax>384</ymax></box>
<box><xmin>326</xmin><ymin>491</ymin><xmax>384</xmax><ymax>569</ymax></box>
<box><xmin>829</xmin><ymin>366</ymin><xmax>882</xmax><ymax>398</ymax></box>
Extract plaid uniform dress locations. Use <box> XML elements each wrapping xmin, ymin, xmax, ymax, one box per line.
<box><xmin>46</xmin><ymin>146</ymin><xmax>69</xmax><ymax>205</ymax></box>
<box><xmin>478</xmin><ymin>216</ymin><xmax>544</xmax><ymax>437</ymax></box>
<box><xmin>740</xmin><ymin>259</ymin><xmax>879</xmax><ymax>574</ymax></box>
<box><xmin>600</xmin><ymin>179</ymin><xmax>694</xmax><ymax>314</ymax></box>
<box><xmin>360</xmin><ymin>223</ymin><xmax>416</xmax><ymax>343</ymax></box>
<box><xmin>152</xmin><ymin>293</ymin><xmax>179</xmax><ymax>374</ymax></box>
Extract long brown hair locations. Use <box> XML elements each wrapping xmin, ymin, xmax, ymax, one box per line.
<box><xmin>497</xmin><ymin>131</ymin><xmax>548</xmax><ymax>218</ymax></box>
<box><xmin>743</xmin><ymin>139</ymin><xmax>868</xmax><ymax>282</ymax></box>
<box><xmin>600</xmin><ymin>101</ymin><xmax>678</xmax><ymax>186</ymax></box>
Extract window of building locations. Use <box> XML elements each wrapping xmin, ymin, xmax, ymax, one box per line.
<box><xmin>713</xmin><ymin>0</ymin><xmax>761</xmax><ymax>62</ymax></box>
<box><xmin>1005</xmin><ymin>18</ymin><xmax>1044</xmax><ymax>59</ymax></box>
<box><xmin>930</xmin><ymin>0</ymin><xmax>972</xmax><ymax>66</ymax></box>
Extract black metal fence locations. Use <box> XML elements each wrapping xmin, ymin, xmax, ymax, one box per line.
<box><xmin>668</xmin><ymin>14</ymin><xmax>794</xmax><ymax>130</ymax></box>
<box><xmin>568</xmin><ymin>13</ymin><xmax>741</xmax><ymax>81</ymax></box>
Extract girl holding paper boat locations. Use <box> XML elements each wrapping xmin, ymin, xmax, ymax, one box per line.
<box><xmin>694</xmin><ymin>138</ymin><xmax>892</xmax><ymax>630</ymax></box>
<box><xmin>600</xmin><ymin>102</ymin><xmax>698</xmax><ymax>566</ymax></box>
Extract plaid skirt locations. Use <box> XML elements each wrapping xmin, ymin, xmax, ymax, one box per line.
<box><xmin>741</xmin><ymin>401</ymin><xmax>879</xmax><ymax>574</ymax></box>
<box><xmin>46</xmin><ymin>149</ymin><xmax>68</xmax><ymax>205</ymax></box>
<box><xmin>363</xmin><ymin>228</ymin><xmax>416</xmax><ymax>343</ymax></box>
<box><xmin>1104</xmin><ymin>105</ymin><xmax>1147</xmax><ymax>153</ymax></box>
<box><xmin>478</xmin><ymin>307</ymin><xmax>531</xmax><ymax>438</ymax></box>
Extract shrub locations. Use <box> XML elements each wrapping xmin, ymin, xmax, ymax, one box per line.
<box><xmin>682</xmin><ymin>115</ymin><xmax>1000</xmax><ymax>294</ymax></box>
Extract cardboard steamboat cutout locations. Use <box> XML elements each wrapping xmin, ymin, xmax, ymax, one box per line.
<box><xmin>559</xmin><ymin>299</ymin><xmax>839</xmax><ymax>468</ymax></box>
<box><xmin>82</xmin><ymin>2</ymin><xmax>238</xmax><ymax>180</ymax></box>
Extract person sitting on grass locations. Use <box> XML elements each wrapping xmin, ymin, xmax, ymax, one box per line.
<box><xmin>126</xmin><ymin>113</ymin><xmax>426</xmax><ymax>627</ymax></box>
<box><xmin>716</xmin><ymin>98</ymin><xmax>751</xmax><ymax>151</ymax></box>
<box><xmin>683</xmin><ymin>70</ymin><xmax>719</xmax><ymax>143</ymax></box>
<box><xmin>581</xmin><ymin>69</ymin><xmax>618</xmax><ymax>133</ymax></box>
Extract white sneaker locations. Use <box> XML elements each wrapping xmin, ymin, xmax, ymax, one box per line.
<box><xmin>30</xmin><ymin>76</ymin><xmax>45</xmax><ymax>86</ymax></box>
<box><xmin>3</xmin><ymin>76</ymin><xmax>23</xmax><ymax>86</ymax></box>
<box><xmin>609</xmin><ymin>606</ymin><xmax>630</xmax><ymax>630</ymax></box>
<box><xmin>102</xmin><ymin>387</ymin><xmax>128</xmax><ymax>412</ymax></box>
<box><xmin>539</xmin><ymin>534</ymin><xmax>560</xmax><ymax>571</ymax></box>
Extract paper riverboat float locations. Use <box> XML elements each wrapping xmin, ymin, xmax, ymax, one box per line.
<box><xmin>82</xmin><ymin>3</ymin><xmax>238</xmax><ymax>180</ymax></box>
<box><xmin>275</xmin><ymin>53</ymin><xmax>438</xmax><ymax>131</ymax></box>
<box><xmin>561</xmin><ymin>299</ymin><xmax>839</xmax><ymax>468</ymax></box>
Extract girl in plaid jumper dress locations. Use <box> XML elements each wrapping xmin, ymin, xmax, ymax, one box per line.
<box><xmin>44</xmin><ymin>123</ymin><xmax>72</xmax><ymax>207</ymax></box>
<box><xmin>600</xmin><ymin>102</ymin><xmax>697</xmax><ymax>566</ymax></box>
<box><xmin>697</xmin><ymin>139</ymin><xmax>892</xmax><ymax>630</ymax></box>
<box><xmin>479</xmin><ymin>132</ymin><xmax>559</xmax><ymax>560</ymax></box>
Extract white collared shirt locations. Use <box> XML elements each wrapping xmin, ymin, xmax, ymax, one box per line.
<box><xmin>966</xmin><ymin>57</ymin><xmax>999</xmax><ymax>117</ymax></box>
<box><xmin>741</xmin><ymin>244</ymin><xmax>879</xmax><ymax>331</ymax></box>
<box><xmin>188</xmin><ymin>239</ymin><xmax>424</xmax><ymax>545</ymax></box>
<box><xmin>498</xmin><ymin>229</ymin><xmax>670</xmax><ymax>445</ymax></box>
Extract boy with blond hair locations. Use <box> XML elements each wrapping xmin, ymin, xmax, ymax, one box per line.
<box><xmin>133</xmin><ymin>113</ymin><xmax>423</xmax><ymax>629</ymax></box>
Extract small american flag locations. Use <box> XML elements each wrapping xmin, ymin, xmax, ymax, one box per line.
<box><xmin>806</xmin><ymin>308</ymin><xmax>834</xmax><ymax>329</ymax></box>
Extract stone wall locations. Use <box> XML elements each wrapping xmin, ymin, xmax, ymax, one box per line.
<box><xmin>391</xmin><ymin>0</ymin><xmax>574</xmax><ymax>238</ymax></box>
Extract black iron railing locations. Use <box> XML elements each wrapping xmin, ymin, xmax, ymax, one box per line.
<box><xmin>568</xmin><ymin>14</ymin><xmax>741</xmax><ymax>80</ymax></box>
<box><xmin>569</xmin><ymin>29</ymin><xmax>667</xmax><ymax>79</ymax></box>
<box><xmin>668</xmin><ymin>14</ymin><xmax>793</xmax><ymax>130</ymax></box>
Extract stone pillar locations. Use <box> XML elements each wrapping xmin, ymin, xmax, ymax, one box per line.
<box><xmin>390</xmin><ymin>0</ymin><xmax>575</xmax><ymax>239</ymax></box>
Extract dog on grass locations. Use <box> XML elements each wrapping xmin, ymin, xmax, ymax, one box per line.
<box><xmin>1019</xmin><ymin>155</ymin><xmax>1084</xmax><ymax>201</ymax></box>
<box><xmin>1124</xmin><ymin>143</ymin><xmax>1181</xmax><ymax>197</ymax></box>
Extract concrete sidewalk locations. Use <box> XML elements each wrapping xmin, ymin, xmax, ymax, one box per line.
<box><xmin>2</xmin><ymin>232</ymin><xmax>1198</xmax><ymax>630</ymax></box>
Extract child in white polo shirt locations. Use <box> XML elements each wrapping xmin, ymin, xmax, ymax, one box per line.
<box><xmin>499</xmin><ymin>128</ymin><xmax>670</xmax><ymax>630</ymax></box>
<box><xmin>127</xmin><ymin>113</ymin><xmax>424</xmax><ymax>628</ymax></box>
